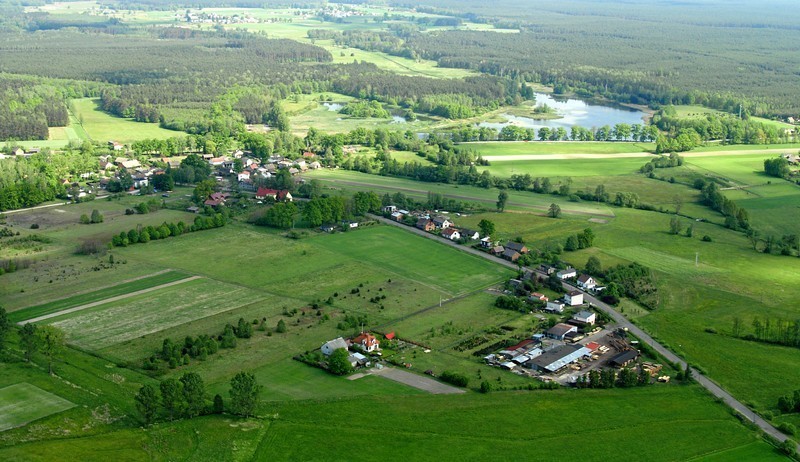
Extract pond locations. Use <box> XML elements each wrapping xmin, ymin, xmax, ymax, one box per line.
<box><xmin>479</xmin><ymin>92</ymin><xmax>647</xmax><ymax>131</ymax></box>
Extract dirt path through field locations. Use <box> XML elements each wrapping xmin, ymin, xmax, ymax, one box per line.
<box><xmin>19</xmin><ymin>276</ymin><xmax>202</xmax><ymax>324</ymax></box>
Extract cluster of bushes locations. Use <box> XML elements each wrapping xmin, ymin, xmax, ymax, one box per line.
<box><xmin>602</xmin><ymin>262</ymin><xmax>659</xmax><ymax>309</ymax></box>
<box><xmin>764</xmin><ymin>157</ymin><xmax>791</xmax><ymax>179</ymax></box>
<box><xmin>640</xmin><ymin>152</ymin><xmax>684</xmax><ymax>174</ymax></box>
<box><xmin>0</xmin><ymin>258</ymin><xmax>32</xmax><ymax>276</ymax></box>
<box><xmin>79</xmin><ymin>209</ymin><xmax>104</xmax><ymax>224</ymax></box>
<box><xmin>125</xmin><ymin>198</ymin><xmax>161</xmax><ymax>215</ymax></box>
<box><xmin>732</xmin><ymin>316</ymin><xmax>800</xmax><ymax>348</ymax></box>
<box><xmin>695</xmin><ymin>178</ymin><xmax>750</xmax><ymax>231</ymax></box>
<box><xmin>494</xmin><ymin>295</ymin><xmax>526</xmax><ymax>312</ymax></box>
<box><xmin>777</xmin><ymin>390</ymin><xmax>800</xmax><ymax>415</ymax></box>
<box><xmin>111</xmin><ymin>214</ymin><xmax>226</xmax><ymax>247</ymax></box>
<box><xmin>439</xmin><ymin>370</ymin><xmax>469</xmax><ymax>387</ymax></box>
<box><xmin>564</xmin><ymin>228</ymin><xmax>595</xmax><ymax>251</ymax></box>
<box><xmin>339</xmin><ymin>100</ymin><xmax>391</xmax><ymax>119</ymax></box>
<box><xmin>143</xmin><ymin>318</ymin><xmax>255</xmax><ymax>370</ymax></box>
<box><xmin>574</xmin><ymin>367</ymin><xmax>650</xmax><ymax>388</ymax></box>
<box><xmin>337</xmin><ymin>313</ymin><xmax>368</xmax><ymax>331</ymax></box>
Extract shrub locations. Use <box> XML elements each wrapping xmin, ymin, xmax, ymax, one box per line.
<box><xmin>702</xmin><ymin>235</ymin><xmax>712</xmax><ymax>242</ymax></box>
<box><xmin>30</xmin><ymin>223</ymin><xmax>39</xmax><ymax>229</ymax></box>
<box><xmin>440</xmin><ymin>371</ymin><xmax>469</xmax><ymax>387</ymax></box>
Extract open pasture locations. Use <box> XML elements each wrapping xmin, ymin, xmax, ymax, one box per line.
<box><xmin>263</xmin><ymin>386</ymin><xmax>784</xmax><ymax>461</ymax></box>
<box><xmin>71</xmin><ymin>98</ymin><xmax>182</xmax><ymax>143</ymax></box>
<box><xmin>0</xmin><ymin>383</ymin><xmax>76</xmax><ymax>432</ymax></box>
<box><xmin>468</xmin><ymin>141</ymin><xmax>655</xmax><ymax>156</ymax></box>
<box><xmin>478</xmin><ymin>156</ymin><xmax>650</xmax><ymax>179</ymax></box>
<box><xmin>45</xmin><ymin>278</ymin><xmax>268</xmax><ymax>350</ymax></box>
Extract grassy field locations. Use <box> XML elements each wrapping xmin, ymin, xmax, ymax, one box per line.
<box><xmin>0</xmin><ymin>383</ymin><xmax>75</xmax><ymax>432</ymax></box>
<box><xmin>262</xmin><ymin>386</ymin><xmax>784</xmax><ymax>461</ymax></box>
<box><xmin>9</xmin><ymin>270</ymin><xmax>189</xmax><ymax>322</ymax></box>
<box><xmin>71</xmin><ymin>98</ymin><xmax>183</xmax><ymax>143</ymax></box>
<box><xmin>468</xmin><ymin>141</ymin><xmax>656</xmax><ymax>155</ymax></box>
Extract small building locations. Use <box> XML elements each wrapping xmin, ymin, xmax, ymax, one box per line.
<box><xmin>505</xmin><ymin>241</ymin><xmax>529</xmax><ymax>254</ymax></box>
<box><xmin>480</xmin><ymin>236</ymin><xmax>493</xmax><ymax>248</ymax></box>
<box><xmin>391</xmin><ymin>211</ymin><xmax>405</xmax><ymax>221</ymax></box>
<box><xmin>11</xmin><ymin>147</ymin><xmax>25</xmax><ymax>157</ymax></box>
<box><xmin>557</xmin><ymin>268</ymin><xmax>577</xmax><ymax>280</ymax></box>
<box><xmin>237</xmin><ymin>171</ymin><xmax>251</xmax><ymax>182</ymax></box>
<box><xmin>321</xmin><ymin>337</ymin><xmax>348</xmax><ymax>356</ymax></box>
<box><xmin>431</xmin><ymin>216</ymin><xmax>451</xmax><ymax>229</ymax></box>
<box><xmin>530</xmin><ymin>292</ymin><xmax>549</xmax><ymax>302</ymax></box>
<box><xmin>320</xmin><ymin>224</ymin><xmax>336</xmax><ymax>233</ymax></box>
<box><xmin>572</xmin><ymin>310</ymin><xmax>596</xmax><ymax>325</ymax></box>
<box><xmin>348</xmin><ymin>352</ymin><xmax>369</xmax><ymax>368</ymax></box>
<box><xmin>544</xmin><ymin>300</ymin><xmax>565</xmax><ymax>313</ymax></box>
<box><xmin>351</xmin><ymin>332</ymin><xmax>380</xmax><ymax>353</ymax></box>
<box><xmin>577</xmin><ymin>274</ymin><xmax>596</xmax><ymax>290</ymax></box>
<box><xmin>461</xmin><ymin>229</ymin><xmax>480</xmax><ymax>240</ymax></box>
<box><xmin>442</xmin><ymin>228</ymin><xmax>461</xmax><ymax>241</ymax></box>
<box><xmin>108</xmin><ymin>141</ymin><xmax>124</xmax><ymax>151</ymax></box>
<box><xmin>502</xmin><ymin>248</ymin><xmax>521</xmax><ymax>262</ymax></box>
<box><xmin>383</xmin><ymin>205</ymin><xmax>397</xmax><ymax>214</ymax></box>
<box><xmin>204</xmin><ymin>192</ymin><xmax>229</xmax><ymax>207</ymax></box>
<box><xmin>564</xmin><ymin>290</ymin><xmax>583</xmax><ymax>306</ymax></box>
<box><xmin>547</xmin><ymin>323</ymin><xmax>578</xmax><ymax>340</ymax></box>
<box><xmin>119</xmin><ymin>159</ymin><xmax>141</xmax><ymax>170</ymax></box>
<box><xmin>416</xmin><ymin>218</ymin><xmax>435</xmax><ymax>232</ymax></box>
<box><xmin>186</xmin><ymin>206</ymin><xmax>200</xmax><ymax>213</ymax></box>
<box><xmin>609</xmin><ymin>349</ymin><xmax>639</xmax><ymax>368</ymax></box>
<box><xmin>540</xmin><ymin>264</ymin><xmax>556</xmax><ymax>275</ymax></box>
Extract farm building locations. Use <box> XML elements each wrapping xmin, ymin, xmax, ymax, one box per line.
<box><xmin>480</xmin><ymin>236</ymin><xmax>493</xmax><ymax>248</ymax></box>
<box><xmin>547</xmin><ymin>323</ymin><xmax>578</xmax><ymax>340</ymax></box>
<box><xmin>609</xmin><ymin>350</ymin><xmax>639</xmax><ymax>368</ymax></box>
<box><xmin>526</xmin><ymin>344</ymin><xmax>591</xmax><ymax>373</ymax></box>
<box><xmin>577</xmin><ymin>274</ymin><xmax>596</xmax><ymax>290</ymax></box>
<box><xmin>502</xmin><ymin>248</ymin><xmax>521</xmax><ymax>262</ymax></box>
<box><xmin>432</xmin><ymin>216</ymin><xmax>452</xmax><ymax>229</ymax></box>
<box><xmin>416</xmin><ymin>218</ymin><xmax>436</xmax><ymax>231</ymax></box>
<box><xmin>564</xmin><ymin>290</ymin><xmax>583</xmax><ymax>306</ymax></box>
<box><xmin>572</xmin><ymin>310</ymin><xmax>597</xmax><ymax>325</ymax></box>
<box><xmin>321</xmin><ymin>337</ymin><xmax>348</xmax><ymax>356</ymax></box>
<box><xmin>461</xmin><ymin>229</ymin><xmax>480</xmax><ymax>240</ymax></box>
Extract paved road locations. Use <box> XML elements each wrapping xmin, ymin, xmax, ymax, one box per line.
<box><xmin>373</xmin><ymin>214</ymin><xmax>797</xmax><ymax>450</ymax></box>
<box><xmin>370</xmin><ymin>367</ymin><xmax>465</xmax><ymax>394</ymax></box>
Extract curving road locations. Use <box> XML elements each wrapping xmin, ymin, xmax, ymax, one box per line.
<box><xmin>371</xmin><ymin>213</ymin><xmax>798</xmax><ymax>451</ymax></box>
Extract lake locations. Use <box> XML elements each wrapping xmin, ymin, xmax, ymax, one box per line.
<box><xmin>479</xmin><ymin>93</ymin><xmax>647</xmax><ymax>131</ymax></box>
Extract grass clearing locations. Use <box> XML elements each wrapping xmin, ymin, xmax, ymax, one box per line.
<box><xmin>467</xmin><ymin>141</ymin><xmax>655</xmax><ymax>156</ymax></box>
<box><xmin>0</xmin><ymin>383</ymin><xmax>76</xmax><ymax>432</ymax></box>
<box><xmin>71</xmin><ymin>98</ymin><xmax>183</xmax><ymax>143</ymax></box>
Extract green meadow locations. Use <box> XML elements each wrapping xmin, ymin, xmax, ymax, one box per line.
<box><xmin>71</xmin><ymin>98</ymin><xmax>182</xmax><ymax>143</ymax></box>
<box><xmin>0</xmin><ymin>383</ymin><xmax>75</xmax><ymax>432</ymax></box>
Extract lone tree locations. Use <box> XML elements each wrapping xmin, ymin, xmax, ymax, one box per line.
<box><xmin>37</xmin><ymin>325</ymin><xmax>65</xmax><ymax>374</ymax></box>
<box><xmin>669</xmin><ymin>216</ymin><xmax>682</xmax><ymax>235</ymax></box>
<box><xmin>478</xmin><ymin>219</ymin><xmax>495</xmax><ymax>238</ymax></box>
<box><xmin>20</xmin><ymin>323</ymin><xmax>39</xmax><ymax>362</ymax></box>
<box><xmin>229</xmin><ymin>371</ymin><xmax>261</xmax><ymax>417</ymax></box>
<box><xmin>276</xmin><ymin>319</ymin><xmax>287</xmax><ymax>333</ymax></box>
<box><xmin>0</xmin><ymin>306</ymin><xmax>9</xmax><ymax>352</ymax></box>
<box><xmin>180</xmin><ymin>372</ymin><xmax>206</xmax><ymax>418</ymax></box>
<box><xmin>328</xmin><ymin>348</ymin><xmax>353</xmax><ymax>376</ymax></box>
<box><xmin>548</xmin><ymin>203</ymin><xmax>561</xmax><ymax>218</ymax></box>
<box><xmin>160</xmin><ymin>378</ymin><xmax>186</xmax><ymax>421</ymax></box>
<box><xmin>213</xmin><ymin>394</ymin><xmax>224</xmax><ymax>414</ymax></box>
<box><xmin>585</xmin><ymin>256</ymin><xmax>602</xmax><ymax>275</ymax></box>
<box><xmin>135</xmin><ymin>384</ymin><xmax>160</xmax><ymax>425</ymax></box>
<box><xmin>90</xmin><ymin>209</ymin><xmax>104</xmax><ymax>223</ymax></box>
<box><xmin>496</xmin><ymin>190</ymin><xmax>509</xmax><ymax>212</ymax></box>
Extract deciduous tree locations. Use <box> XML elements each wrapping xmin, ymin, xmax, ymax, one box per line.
<box><xmin>229</xmin><ymin>372</ymin><xmax>261</xmax><ymax>417</ymax></box>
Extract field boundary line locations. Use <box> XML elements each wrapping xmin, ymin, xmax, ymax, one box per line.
<box><xmin>18</xmin><ymin>275</ymin><xmax>202</xmax><ymax>324</ymax></box>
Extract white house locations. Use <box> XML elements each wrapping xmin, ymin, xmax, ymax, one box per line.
<box><xmin>442</xmin><ymin>228</ymin><xmax>461</xmax><ymax>241</ymax></box>
<box><xmin>577</xmin><ymin>274</ymin><xmax>596</xmax><ymax>290</ymax></box>
<box><xmin>461</xmin><ymin>229</ymin><xmax>480</xmax><ymax>240</ymax></box>
<box><xmin>351</xmin><ymin>332</ymin><xmax>380</xmax><ymax>352</ymax></box>
<box><xmin>545</xmin><ymin>300</ymin><xmax>565</xmax><ymax>313</ymax></box>
<box><xmin>383</xmin><ymin>205</ymin><xmax>397</xmax><ymax>214</ymax></box>
<box><xmin>565</xmin><ymin>290</ymin><xmax>583</xmax><ymax>306</ymax></box>
<box><xmin>237</xmin><ymin>171</ymin><xmax>251</xmax><ymax>182</ymax></box>
<box><xmin>432</xmin><ymin>216</ymin><xmax>451</xmax><ymax>229</ymax></box>
<box><xmin>557</xmin><ymin>268</ymin><xmax>577</xmax><ymax>280</ymax></box>
<box><xmin>480</xmin><ymin>236</ymin><xmax>493</xmax><ymax>248</ymax></box>
<box><xmin>572</xmin><ymin>310</ymin><xmax>596</xmax><ymax>325</ymax></box>
<box><xmin>321</xmin><ymin>337</ymin><xmax>348</xmax><ymax>356</ymax></box>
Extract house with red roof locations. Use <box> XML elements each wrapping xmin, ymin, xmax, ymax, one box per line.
<box><xmin>351</xmin><ymin>332</ymin><xmax>380</xmax><ymax>353</ymax></box>
<box><xmin>204</xmin><ymin>192</ymin><xmax>229</xmax><ymax>207</ymax></box>
<box><xmin>442</xmin><ymin>228</ymin><xmax>461</xmax><ymax>241</ymax></box>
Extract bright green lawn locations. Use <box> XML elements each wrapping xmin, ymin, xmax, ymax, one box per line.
<box><xmin>0</xmin><ymin>383</ymin><xmax>75</xmax><ymax>432</ymax></box>
<box><xmin>467</xmin><ymin>141</ymin><xmax>655</xmax><ymax>155</ymax></box>
<box><xmin>71</xmin><ymin>98</ymin><xmax>183</xmax><ymax>143</ymax></box>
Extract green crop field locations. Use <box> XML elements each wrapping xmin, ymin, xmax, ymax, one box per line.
<box><xmin>45</xmin><ymin>278</ymin><xmax>267</xmax><ymax>350</ymax></box>
<box><xmin>9</xmin><ymin>270</ymin><xmax>189</xmax><ymax>323</ymax></box>
<box><xmin>71</xmin><ymin>98</ymin><xmax>183</xmax><ymax>143</ymax></box>
<box><xmin>0</xmin><ymin>383</ymin><xmax>76</xmax><ymax>432</ymax></box>
<box><xmin>478</xmin><ymin>156</ymin><xmax>651</xmax><ymax>178</ymax></box>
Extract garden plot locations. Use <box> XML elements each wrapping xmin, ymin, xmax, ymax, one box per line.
<box><xmin>45</xmin><ymin>278</ymin><xmax>268</xmax><ymax>350</ymax></box>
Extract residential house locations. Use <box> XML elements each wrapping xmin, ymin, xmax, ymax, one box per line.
<box><xmin>529</xmin><ymin>292</ymin><xmax>549</xmax><ymax>302</ymax></box>
<box><xmin>564</xmin><ymin>290</ymin><xmax>583</xmax><ymax>306</ymax></box>
<box><xmin>11</xmin><ymin>148</ymin><xmax>24</xmax><ymax>157</ymax></box>
<box><xmin>572</xmin><ymin>310</ymin><xmax>596</xmax><ymax>325</ymax></box>
<box><xmin>119</xmin><ymin>159</ymin><xmax>141</xmax><ymax>170</ymax></box>
<box><xmin>294</xmin><ymin>160</ymin><xmax>307</xmax><ymax>171</ymax></box>
<box><xmin>391</xmin><ymin>211</ymin><xmax>405</xmax><ymax>221</ymax></box>
<box><xmin>108</xmin><ymin>141</ymin><xmax>124</xmax><ymax>151</ymax></box>
<box><xmin>502</xmin><ymin>248</ymin><xmax>521</xmax><ymax>262</ymax></box>
<box><xmin>383</xmin><ymin>205</ymin><xmax>397</xmax><ymax>214</ymax></box>
<box><xmin>237</xmin><ymin>171</ymin><xmax>251</xmax><ymax>182</ymax></box>
<box><xmin>288</xmin><ymin>167</ymin><xmax>300</xmax><ymax>176</ymax></box>
<box><xmin>431</xmin><ymin>216</ymin><xmax>451</xmax><ymax>229</ymax></box>
<box><xmin>545</xmin><ymin>300</ymin><xmax>565</xmax><ymax>313</ymax></box>
<box><xmin>302</xmin><ymin>151</ymin><xmax>316</xmax><ymax>159</ymax></box>
<box><xmin>209</xmin><ymin>157</ymin><xmax>225</xmax><ymax>166</ymax></box>
<box><xmin>547</xmin><ymin>323</ymin><xmax>578</xmax><ymax>340</ymax></box>
<box><xmin>491</xmin><ymin>245</ymin><xmax>505</xmax><ymax>256</ymax></box>
<box><xmin>277</xmin><ymin>190</ymin><xmax>293</xmax><ymax>202</ymax></box>
<box><xmin>321</xmin><ymin>337</ymin><xmax>349</xmax><ymax>356</ymax></box>
<box><xmin>351</xmin><ymin>332</ymin><xmax>380</xmax><ymax>353</ymax></box>
<box><xmin>256</xmin><ymin>187</ymin><xmax>278</xmax><ymax>200</ymax></box>
<box><xmin>505</xmin><ymin>241</ymin><xmax>529</xmax><ymax>254</ymax></box>
<box><xmin>309</xmin><ymin>161</ymin><xmax>322</xmax><ymax>169</ymax></box>
<box><xmin>344</xmin><ymin>221</ymin><xmax>359</xmax><ymax>229</ymax></box>
<box><xmin>556</xmin><ymin>268</ymin><xmax>577</xmax><ymax>280</ymax></box>
<box><xmin>442</xmin><ymin>228</ymin><xmax>461</xmax><ymax>241</ymax></box>
<box><xmin>132</xmin><ymin>174</ymin><xmax>149</xmax><ymax>189</ymax></box>
<box><xmin>416</xmin><ymin>218</ymin><xmax>435</xmax><ymax>232</ymax></box>
<box><xmin>577</xmin><ymin>274</ymin><xmax>596</xmax><ymax>290</ymax></box>
<box><xmin>540</xmin><ymin>264</ymin><xmax>556</xmax><ymax>275</ymax></box>
<box><xmin>320</xmin><ymin>224</ymin><xmax>336</xmax><ymax>233</ymax></box>
<box><xmin>204</xmin><ymin>192</ymin><xmax>229</xmax><ymax>207</ymax></box>
<box><xmin>480</xmin><ymin>236</ymin><xmax>493</xmax><ymax>248</ymax></box>
<box><xmin>461</xmin><ymin>229</ymin><xmax>480</xmax><ymax>240</ymax></box>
